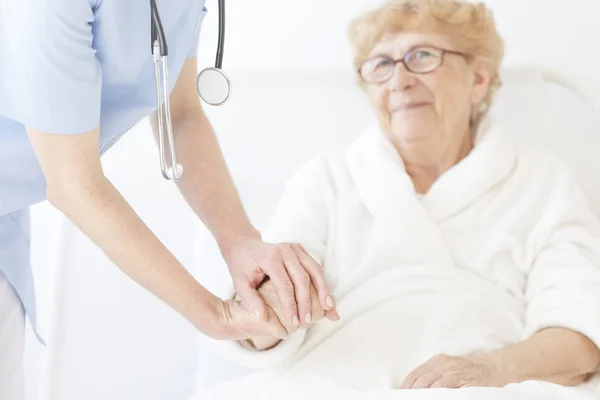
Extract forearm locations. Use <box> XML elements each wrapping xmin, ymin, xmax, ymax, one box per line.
<box><xmin>473</xmin><ymin>327</ymin><xmax>600</xmax><ymax>386</ymax></box>
<box><xmin>165</xmin><ymin>110</ymin><xmax>259</xmax><ymax>253</ymax></box>
<box><xmin>49</xmin><ymin>176</ymin><xmax>226</xmax><ymax>338</ymax></box>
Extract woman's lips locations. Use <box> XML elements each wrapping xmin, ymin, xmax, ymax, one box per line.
<box><xmin>391</xmin><ymin>102</ymin><xmax>429</xmax><ymax>112</ymax></box>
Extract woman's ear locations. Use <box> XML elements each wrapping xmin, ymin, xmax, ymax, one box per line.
<box><xmin>469</xmin><ymin>61</ymin><xmax>493</xmax><ymax>106</ymax></box>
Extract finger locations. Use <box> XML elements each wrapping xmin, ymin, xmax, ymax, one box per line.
<box><xmin>309</xmin><ymin>282</ymin><xmax>325</xmax><ymax>322</ymax></box>
<box><xmin>399</xmin><ymin>358</ymin><xmax>436</xmax><ymax>389</ymax></box>
<box><xmin>293</xmin><ymin>244</ymin><xmax>334</xmax><ymax>311</ymax></box>
<box><xmin>265</xmin><ymin>307</ymin><xmax>289</xmax><ymax>340</ymax></box>
<box><xmin>412</xmin><ymin>372</ymin><xmax>442</xmax><ymax>389</ymax></box>
<box><xmin>430</xmin><ymin>377</ymin><xmax>461</xmax><ymax>389</ymax></box>
<box><xmin>258</xmin><ymin>281</ymin><xmax>295</xmax><ymax>334</ymax></box>
<box><xmin>430</xmin><ymin>380</ymin><xmax>444</xmax><ymax>389</ymax></box>
<box><xmin>262</xmin><ymin>251</ymin><xmax>299</xmax><ymax>329</ymax></box>
<box><xmin>281</xmin><ymin>245</ymin><xmax>312</xmax><ymax>328</ymax></box>
<box><xmin>228</xmin><ymin>299</ymin><xmax>287</xmax><ymax>341</ymax></box>
<box><xmin>325</xmin><ymin>307</ymin><xmax>340</xmax><ymax>321</ymax></box>
<box><xmin>294</xmin><ymin>244</ymin><xmax>333</xmax><ymax>311</ymax></box>
<box><xmin>235</xmin><ymin>283</ymin><xmax>269</xmax><ymax>323</ymax></box>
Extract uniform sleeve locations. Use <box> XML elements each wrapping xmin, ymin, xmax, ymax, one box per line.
<box><xmin>0</xmin><ymin>0</ymin><xmax>101</xmax><ymax>134</ymax></box>
<box><xmin>523</xmin><ymin>167</ymin><xmax>600</xmax><ymax>350</ymax></box>
<box><xmin>187</xmin><ymin>4</ymin><xmax>208</xmax><ymax>59</ymax></box>
<box><xmin>214</xmin><ymin>155</ymin><xmax>334</xmax><ymax>370</ymax></box>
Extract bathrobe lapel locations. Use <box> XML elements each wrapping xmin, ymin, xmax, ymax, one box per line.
<box><xmin>423</xmin><ymin>121</ymin><xmax>518</xmax><ymax>223</ymax></box>
<box><xmin>346</xmin><ymin>121</ymin><xmax>517</xmax><ymax>271</ymax></box>
<box><xmin>346</xmin><ymin>122</ymin><xmax>453</xmax><ymax>269</ymax></box>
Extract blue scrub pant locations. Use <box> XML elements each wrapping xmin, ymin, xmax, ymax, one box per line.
<box><xmin>0</xmin><ymin>270</ymin><xmax>25</xmax><ymax>400</ymax></box>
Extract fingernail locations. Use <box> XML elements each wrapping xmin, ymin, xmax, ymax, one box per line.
<box><xmin>305</xmin><ymin>313</ymin><xmax>312</xmax><ymax>324</ymax></box>
<box><xmin>253</xmin><ymin>309</ymin><xmax>260</xmax><ymax>319</ymax></box>
<box><xmin>293</xmin><ymin>315</ymin><xmax>300</xmax><ymax>327</ymax></box>
<box><xmin>326</xmin><ymin>296</ymin><xmax>333</xmax><ymax>308</ymax></box>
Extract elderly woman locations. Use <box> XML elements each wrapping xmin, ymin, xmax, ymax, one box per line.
<box><xmin>201</xmin><ymin>1</ymin><xmax>600</xmax><ymax>398</ymax></box>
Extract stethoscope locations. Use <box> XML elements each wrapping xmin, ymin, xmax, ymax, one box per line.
<box><xmin>151</xmin><ymin>0</ymin><xmax>231</xmax><ymax>181</ymax></box>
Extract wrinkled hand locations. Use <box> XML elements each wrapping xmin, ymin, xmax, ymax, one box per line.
<box><xmin>399</xmin><ymin>354</ymin><xmax>510</xmax><ymax>389</ymax></box>
<box><xmin>219</xmin><ymin>297</ymin><xmax>288</xmax><ymax>341</ymax></box>
<box><xmin>223</xmin><ymin>235</ymin><xmax>336</xmax><ymax>332</ymax></box>
<box><xmin>233</xmin><ymin>279</ymin><xmax>341</xmax><ymax>351</ymax></box>
<box><xmin>258</xmin><ymin>278</ymin><xmax>340</xmax><ymax>332</ymax></box>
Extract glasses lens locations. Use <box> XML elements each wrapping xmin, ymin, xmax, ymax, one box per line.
<box><xmin>405</xmin><ymin>47</ymin><xmax>442</xmax><ymax>73</ymax></box>
<box><xmin>360</xmin><ymin>57</ymin><xmax>394</xmax><ymax>83</ymax></box>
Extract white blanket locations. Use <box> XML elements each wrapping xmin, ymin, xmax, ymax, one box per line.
<box><xmin>196</xmin><ymin>121</ymin><xmax>600</xmax><ymax>400</ymax></box>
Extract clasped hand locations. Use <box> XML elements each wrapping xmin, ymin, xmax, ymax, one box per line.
<box><xmin>220</xmin><ymin>238</ymin><xmax>339</xmax><ymax>345</ymax></box>
<box><xmin>230</xmin><ymin>277</ymin><xmax>340</xmax><ymax>349</ymax></box>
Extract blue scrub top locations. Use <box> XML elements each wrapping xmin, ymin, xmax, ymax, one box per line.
<box><xmin>0</xmin><ymin>0</ymin><xmax>207</xmax><ymax>339</ymax></box>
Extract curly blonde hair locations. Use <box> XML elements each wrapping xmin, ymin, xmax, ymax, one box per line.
<box><xmin>348</xmin><ymin>0</ymin><xmax>505</xmax><ymax>129</ymax></box>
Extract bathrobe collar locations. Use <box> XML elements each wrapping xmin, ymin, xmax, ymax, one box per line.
<box><xmin>347</xmin><ymin>119</ymin><xmax>517</xmax><ymax>224</ymax></box>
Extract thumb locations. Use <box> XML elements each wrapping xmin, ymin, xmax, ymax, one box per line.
<box><xmin>265</xmin><ymin>307</ymin><xmax>289</xmax><ymax>340</ymax></box>
<box><xmin>325</xmin><ymin>307</ymin><xmax>340</xmax><ymax>321</ymax></box>
<box><xmin>224</xmin><ymin>299</ymin><xmax>262</xmax><ymax>341</ymax></box>
<box><xmin>236</xmin><ymin>284</ymin><xmax>269</xmax><ymax>323</ymax></box>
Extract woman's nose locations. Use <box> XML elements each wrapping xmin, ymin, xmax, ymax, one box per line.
<box><xmin>388</xmin><ymin>62</ymin><xmax>416</xmax><ymax>92</ymax></box>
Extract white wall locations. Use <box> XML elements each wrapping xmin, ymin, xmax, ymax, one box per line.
<box><xmin>23</xmin><ymin>1</ymin><xmax>600</xmax><ymax>400</ymax></box>
<box><xmin>195</xmin><ymin>0</ymin><xmax>600</xmax><ymax>109</ymax></box>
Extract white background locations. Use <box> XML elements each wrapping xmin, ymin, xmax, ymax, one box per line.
<box><xmin>22</xmin><ymin>1</ymin><xmax>600</xmax><ymax>399</ymax></box>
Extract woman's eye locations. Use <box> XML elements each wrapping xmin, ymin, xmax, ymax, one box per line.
<box><xmin>374</xmin><ymin>59</ymin><xmax>393</xmax><ymax>69</ymax></box>
<box><xmin>414</xmin><ymin>50</ymin><xmax>433</xmax><ymax>59</ymax></box>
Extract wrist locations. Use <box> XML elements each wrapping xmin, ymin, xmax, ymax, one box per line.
<box><xmin>190</xmin><ymin>291</ymin><xmax>233</xmax><ymax>340</ymax></box>
<box><xmin>217</xmin><ymin>225</ymin><xmax>261</xmax><ymax>259</ymax></box>
<box><xmin>469</xmin><ymin>351</ymin><xmax>518</xmax><ymax>386</ymax></box>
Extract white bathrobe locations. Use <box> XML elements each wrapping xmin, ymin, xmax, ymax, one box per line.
<box><xmin>198</xmin><ymin>121</ymin><xmax>600</xmax><ymax>400</ymax></box>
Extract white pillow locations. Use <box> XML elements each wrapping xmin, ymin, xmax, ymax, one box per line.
<box><xmin>489</xmin><ymin>68</ymin><xmax>600</xmax><ymax>218</ymax></box>
<box><xmin>190</xmin><ymin>67</ymin><xmax>600</xmax><ymax>391</ymax></box>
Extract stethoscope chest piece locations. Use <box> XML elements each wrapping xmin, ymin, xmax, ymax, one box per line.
<box><xmin>197</xmin><ymin>0</ymin><xmax>230</xmax><ymax>106</ymax></box>
<box><xmin>197</xmin><ymin>67</ymin><xmax>232</xmax><ymax>106</ymax></box>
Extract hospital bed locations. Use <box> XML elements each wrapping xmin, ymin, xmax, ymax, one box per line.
<box><xmin>189</xmin><ymin>66</ymin><xmax>600</xmax><ymax>395</ymax></box>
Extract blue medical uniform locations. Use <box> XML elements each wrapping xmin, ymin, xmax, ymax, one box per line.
<box><xmin>0</xmin><ymin>0</ymin><xmax>207</xmax><ymax>340</ymax></box>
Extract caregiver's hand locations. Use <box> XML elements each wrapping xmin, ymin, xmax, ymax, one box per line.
<box><xmin>399</xmin><ymin>354</ymin><xmax>509</xmax><ymax>389</ymax></box>
<box><xmin>222</xmin><ymin>236</ymin><xmax>335</xmax><ymax>332</ymax></box>
<box><xmin>240</xmin><ymin>277</ymin><xmax>340</xmax><ymax>350</ymax></box>
<box><xmin>258</xmin><ymin>278</ymin><xmax>340</xmax><ymax>330</ymax></box>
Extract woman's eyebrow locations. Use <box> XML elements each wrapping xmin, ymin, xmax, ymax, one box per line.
<box><xmin>368</xmin><ymin>42</ymin><xmax>440</xmax><ymax>59</ymax></box>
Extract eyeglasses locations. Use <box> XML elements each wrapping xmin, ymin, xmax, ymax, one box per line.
<box><xmin>358</xmin><ymin>45</ymin><xmax>468</xmax><ymax>84</ymax></box>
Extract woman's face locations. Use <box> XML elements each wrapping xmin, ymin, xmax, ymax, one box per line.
<box><xmin>361</xmin><ymin>31</ymin><xmax>492</xmax><ymax>146</ymax></box>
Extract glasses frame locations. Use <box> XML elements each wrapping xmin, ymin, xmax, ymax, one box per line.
<box><xmin>358</xmin><ymin>46</ymin><xmax>469</xmax><ymax>84</ymax></box>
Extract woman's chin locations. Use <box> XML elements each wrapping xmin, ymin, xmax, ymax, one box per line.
<box><xmin>390</xmin><ymin>121</ymin><xmax>436</xmax><ymax>143</ymax></box>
